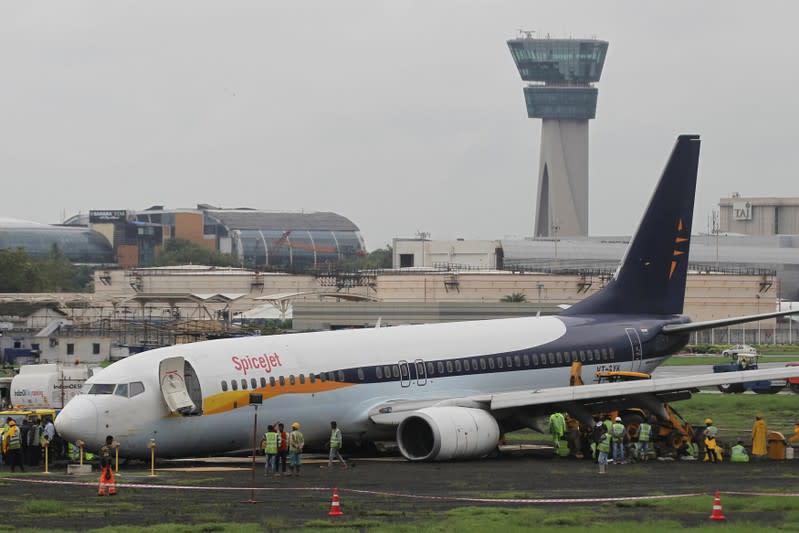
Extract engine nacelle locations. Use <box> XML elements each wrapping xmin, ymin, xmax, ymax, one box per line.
<box><xmin>396</xmin><ymin>407</ymin><xmax>500</xmax><ymax>461</ymax></box>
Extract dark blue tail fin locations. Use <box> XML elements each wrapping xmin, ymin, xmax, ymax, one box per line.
<box><xmin>563</xmin><ymin>135</ymin><xmax>701</xmax><ymax>316</ymax></box>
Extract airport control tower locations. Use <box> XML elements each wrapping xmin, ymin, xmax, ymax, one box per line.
<box><xmin>508</xmin><ymin>34</ymin><xmax>608</xmax><ymax>238</ymax></box>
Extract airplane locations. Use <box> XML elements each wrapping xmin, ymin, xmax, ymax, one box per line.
<box><xmin>56</xmin><ymin>135</ymin><xmax>799</xmax><ymax>461</ymax></box>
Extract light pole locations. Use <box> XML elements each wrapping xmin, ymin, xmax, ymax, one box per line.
<box><xmin>242</xmin><ymin>393</ymin><xmax>263</xmax><ymax>504</ymax></box>
<box><xmin>537</xmin><ymin>283</ymin><xmax>544</xmax><ymax>314</ymax></box>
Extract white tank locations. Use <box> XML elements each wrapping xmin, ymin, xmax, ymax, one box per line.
<box><xmin>10</xmin><ymin>363</ymin><xmax>97</xmax><ymax>409</ymax></box>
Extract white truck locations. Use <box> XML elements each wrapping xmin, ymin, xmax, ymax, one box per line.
<box><xmin>10</xmin><ymin>363</ymin><xmax>99</xmax><ymax>409</ymax></box>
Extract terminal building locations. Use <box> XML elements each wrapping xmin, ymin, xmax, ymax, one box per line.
<box><xmin>60</xmin><ymin>205</ymin><xmax>367</xmax><ymax>270</ymax></box>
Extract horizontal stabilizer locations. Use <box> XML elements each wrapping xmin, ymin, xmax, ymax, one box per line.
<box><xmin>662</xmin><ymin>309</ymin><xmax>799</xmax><ymax>335</ymax></box>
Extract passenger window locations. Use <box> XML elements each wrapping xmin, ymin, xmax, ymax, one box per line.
<box><xmin>464</xmin><ymin>359</ymin><xmax>470</xmax><ymax>372</ymax></box>
<box><xmin>260</xmin><ymin>377</ymin><xmax>267</xmax><ymax>388</ymax></box>
<box><xmin>327</xmin><ymin>372</ymin><xmax>335</xmax><ymax>382</ymax></box>
<box><xmin>548</xmin><ymin>353</ymin><xmax>555</xmax><ymax>364</ymax></box>
<box><xmin>129</xmin><ymin>382</ymin><xmax>145</xmax><ymax>397</ymax></box>
<box><xmin>289</xmin><ymin>375</ymin><xmax>296</xmax><ymax>386</ymax></box>
<box><xmin>571</xmin><ymin>351</ymin><xmax>578</xmax><ymax>362</ymax></box>
<box><xmin>514</xmin><ymin>355</ymin><xmax>521</xmax><ymax>367</ymax></box>
<box><xmin>446</xmin><ymin>361</ymin><xmax>453</xmax><ymax>373</ymax></box>
<box><xmin>523</xmin><ymin>354</ymin><xmax>530</xmax><ymax>367</ymax></box>
<box><xmin>300</xmin><ymin>374</ymin><xmax>306</xmax><ymax>384</ymax></box>
<box><xmin>319</xmin><ymin>373</ymin><xmax>326</xmax><ymax>382</ymax></box>
<box><xmin>438</xmin><ymin>361</ymin><xmax>445</xmax><ymax>374</ymax></box>
<box><xmin>506</xmin><ymin>356</ymin><xmax>513</xmax><ymax>367</ymax></box>
<box><xmin>309</xmin><ymin>373</ymin><xmax>316</xmax><ymax>383</ymax></box>
<box><xmin>471</xmin><ymin>358</ymin><xmax>478</xmax><ymax>370</ymax></box>
<box><xmin>279</xmin><ymin>376</ymin><xmax>286</xmax><ymax>386</ymax></box>
<box><xmin>601</xmin><ymin>348</ymin><xmax>608</xmax><ymax>360</ymax></box>
<box><xmin>480</xmin><ymin>358</ymin><xmax>487</xmax><ymax>370</ymax></box>
<box><xmin>587</xmin><ymin>350</ymin><xmax>594</xmax><ymax>362</ymax></box>
<box><xmin>609</xmin><ymin>348</ymin><xmax>615</xmax><ymax>360</ymax></box>
<box><xmin>384</xmin><ymin>366</ymin><xmax>392</xmax><ymax>378</ymax></box>
<box><xmin>221</xmin><ymin>381</ymin><xmax>228</xmax><ymax>392</ymax></box>
<box><xmin>376</xmin><ymin>366</ymin><xmax>383</xmax><ymax>379</ymax></box>
<box><xmin>427</xmin><ymin>362</ymin><xmax>435</xmax><ymax>375</ymax></box>
<box><xmin>251</xmin><ymin>378</ymin><xmax>258</xmax><ymax>389</ymax></box>
<box><xmin>231</xmin><ymin>380</ymin><xmax>238</xmax><ymax>391</ymax></box>
<box><xmin>532</xmin><ymin>354</ymin><xmax>539</xmax><ymax>366</ymax></box>
<box><xmin>357</xmin><ymin>368</ymin><xmax>364</xmax><ymax>381</ymax></box>
<box><xmin>497</xmin><ymin>357</ymin><xmax>504</xmax><ymax>369</ymax></box>
<box><xmin>338</xmin><ymin>370</ymin><xmax>345</xmax><ymax>382</ymax></box>
<box><xmin>241</xmin><ymin>379</ymin><xmax>248</xmax><ymax>390</ymax></box>
<box><xmin>454</xmin><ymin>360</ymin><xmax>462</xmax><ymax>372</ymax></box>
<box><xmin>401</xmin><ymin>365</ymin><xmax>409</xmax><ymax>378</ymax></box>
<box><xmin>488</xmin><ymin>358</ymin><xmax>495</xmax><ymax>370</ymax></box>
<box><xmin>579</xmin><ymin>350</ymin><xmax>586</xmax><ymax>362</ymax></box>
<box><xmin>556</xmin><ymin>352</ymin><xmax>563</xmax><ymax>364</ymax></box>
<box><xmin>416</xmin><ymin>362</ymin><xmax>425</xmax><ymax>376</ymax></box>
<box><xmin>114</xmin><ymin>383</ymin><xmax>128</xmax><ymax>398</ymax></box>
<box><xmin>392</xmin><ymin>366</ymin><xmax>400</xmax><ymax>378</ymax></box>
<box><xmin>270</xmin><ymin>376</ymin><xmax>276</xmax><ymax>387</ymax></box>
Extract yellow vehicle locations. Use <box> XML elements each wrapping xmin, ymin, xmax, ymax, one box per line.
<box><xmin>0</xmin><ymin>408</ymin><xmax>58</xmax><ymax>425</ymax></box>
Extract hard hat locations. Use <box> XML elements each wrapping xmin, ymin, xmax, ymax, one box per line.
<box><xmin>615</xmin><ymin>416</ymin><xmax>622</xmax><ymax>422</ymax></box>
<box><xmin>595</xmin><ymin>421</ymin><xmax>603</xmax><ymax>428</ymax></box>
<box><xmin>291</xmin><ymin>422</ymin><xmax>300</xmax><ymax>430</ymax></box>
<box><xmin>705</xmin><ymin>418</ymin><xmax>713</xmax><ymax>425</ymax></box>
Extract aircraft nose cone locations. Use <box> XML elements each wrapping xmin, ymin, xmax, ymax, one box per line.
<box><xmin>55</xmin><ymin>396</ymin><xmax>98</xmax><ymax>443</ymax></box>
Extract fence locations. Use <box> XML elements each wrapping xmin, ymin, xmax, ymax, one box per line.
<box><xmin>690</xmin><ymin>325</ymin><xmax>798</xmax><ymax>346</ymax></box>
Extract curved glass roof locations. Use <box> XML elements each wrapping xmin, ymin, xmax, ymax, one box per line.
<box><xmin>203</xmin><ymin>210</ymin><xmax>365</xmax><ymax>271</ymax></box>
<box><xmin>0</xmin><ymin>220</ymin><xmax>113</xmax><ymax>264</ymax></box>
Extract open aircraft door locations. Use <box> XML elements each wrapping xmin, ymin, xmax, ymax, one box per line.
<box><xmin>159</xmin><ymin>357</ymin><xmax>196</xmax><ymax>413</ymax></box>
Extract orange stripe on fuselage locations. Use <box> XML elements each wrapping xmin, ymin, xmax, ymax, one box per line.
<box><xmin>203</xmin><ymin>381</ymin><xmax>354</xmax><ymax>415</ymax></box>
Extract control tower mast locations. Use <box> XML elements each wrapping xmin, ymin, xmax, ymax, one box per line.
<box><xmin>508</xmin><ymin>33</ymin><xmax>608</xmax><ymax>237</ymax></box>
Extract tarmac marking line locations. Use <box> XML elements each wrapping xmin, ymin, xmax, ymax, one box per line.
<box><xmin>4</xmin><ymin>478</ymin><xmax>712</xmax><ymax>504</ymax></box>
<box><xmin>9</xmin><ymin>478</ymin><xmax>799</xmax><ymax>503</ymax></box>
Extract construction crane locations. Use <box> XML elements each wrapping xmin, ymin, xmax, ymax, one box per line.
<box><xmin>271</xmin><ymin>231</ymin><xmax>338</xmax><ymax>255</ymax></box>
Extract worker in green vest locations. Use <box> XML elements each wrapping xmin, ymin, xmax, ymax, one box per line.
<box><xmin>730</xmin><ymin>440</ymin><xmax>750</xmax><ymax>463</ymax></box>
<box><xmin>263</xmin><ymin>425</ymin><xmax>280</xmax><ymax>476</ymax></box>
<box><xmin>636</xmin><ymin>418</ymin><xmax>653</xmax><ymax>462</ymax></box>
<box><xmin>610</xmin><ymin>416</ymin><xmax>626</xmax><ymax>464</ymax></box>
<box><xmin>548</xmin><ymin>412</ymin><xmax>566</xmax><ymax>453</ymax></box>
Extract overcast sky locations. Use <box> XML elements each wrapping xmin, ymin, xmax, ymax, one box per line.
<box><xmin>2</xmin><ymin>2</ymin><xmax>797</xmax><ymax>250</ymax></box>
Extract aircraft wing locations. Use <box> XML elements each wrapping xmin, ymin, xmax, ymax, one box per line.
<box><xmin>368</xmin><ymin>366</ymin><xmax>799</xmax><ymax>426</ymax></box>
<box><xmin>662</xmin><ymin>309</ymin><xmax>799</xmax><ymax>335</ymax></box>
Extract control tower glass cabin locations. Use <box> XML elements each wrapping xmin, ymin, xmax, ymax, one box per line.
<box><xmin>508</xmin><ymin>37</ymin><xmax>608</xmax><ymax>237</ymax></box>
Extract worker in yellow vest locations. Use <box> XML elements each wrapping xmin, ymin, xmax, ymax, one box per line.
<box><xmin>326</xmin><ymin>421</ymin><xmax>347</xmax><ymax>469</ymax></box>
<box><xmin>2</xmin><ymin>419</ymin><xmax>24</xmax><ymax>472</ymax></box>
<box><xmin>263</xmin><ymin>425</ymin><xmax>280</xmax><ymax>476</ymax></box>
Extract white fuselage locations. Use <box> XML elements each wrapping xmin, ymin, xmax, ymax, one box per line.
<box><xmin>55</xmin><ymin>315</ymin><xmax>662</xmax><ymax>458</ymax></box>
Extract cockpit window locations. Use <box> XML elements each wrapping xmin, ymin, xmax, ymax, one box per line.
<box><xmin>114</xmin><ymin>383</ymin><xmax>129</xmax><ymax>398</ymax></box>
<box><xmin>88</xmin><ymin>384</ymin><xmax>115</xmax><ymax>395</ymax></box>
<box><xmin>129</xmin><ymin>382</ymin><xmax>145</xmax><ymax>397</ymax></box>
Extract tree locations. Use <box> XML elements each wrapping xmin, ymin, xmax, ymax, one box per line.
<box><xmin>501</xmin><ymin>292</ymin><xmax>528</xmax><ymax>303</ymax></box>
<box><xmin>155</xmin><ymin>239</ymin><xmax>241</xmax><ymax>267</ymax></box>
<box><xmin>0</xmin><ymin>248</ymin><xmax>93</xmax><ymax>292</ymax></box>
<box><xmin>334</xmin><ymin>246</ymin><xmax>393</xmax><ymax>271</ymax></box>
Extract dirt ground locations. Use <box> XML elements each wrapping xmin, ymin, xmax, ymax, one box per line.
<box><xmin>2</xmin><ymin>449</ymin><xmax>798</xmax><ymax>531</ymax></box>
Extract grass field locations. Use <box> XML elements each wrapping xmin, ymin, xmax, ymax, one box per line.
<box><xmin>8</xmin><ymin>497</ymin><xmax>799</xmax><ymax>533</ymax></box>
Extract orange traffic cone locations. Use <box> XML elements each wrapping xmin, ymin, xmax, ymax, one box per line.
<box><xmin>709</xmin><ymin>491</ymin><xmax>726</xmax><ymax>521</ymax></box>
<box><xmin>328</xmin><ymin>487</ymin><xmax>344</xmax><ymax>517</ymax></box>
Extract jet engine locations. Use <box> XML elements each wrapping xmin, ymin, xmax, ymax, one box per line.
<box><xmin>395</xmin><ymin>406</ymin><xmax>500</xmax><ymax>461</ymax></box>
